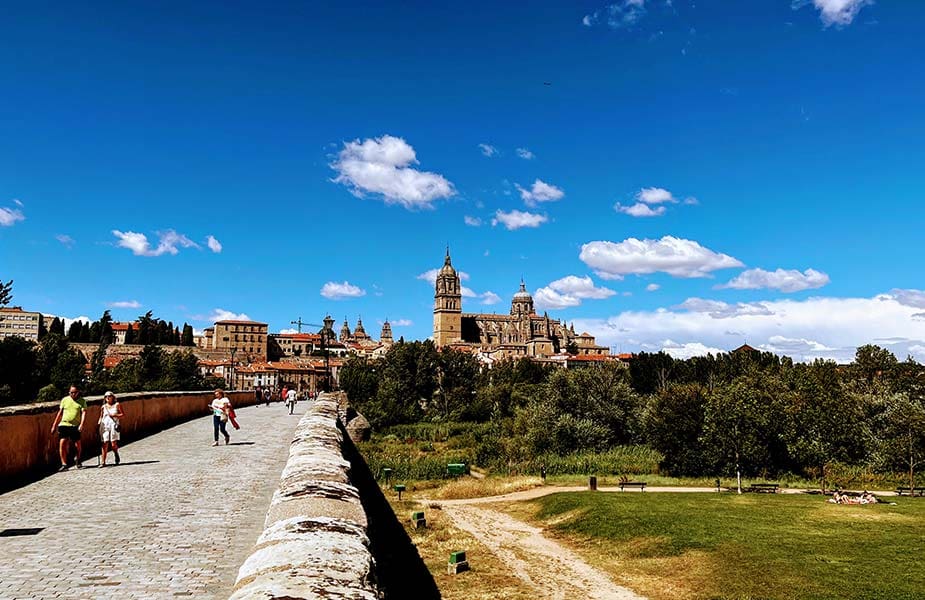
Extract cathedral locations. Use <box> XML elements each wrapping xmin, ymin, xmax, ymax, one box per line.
<box><xmin>432</xmin><ymin>250</ymin><xmax>609</xmax><ymax>358</ymax></box>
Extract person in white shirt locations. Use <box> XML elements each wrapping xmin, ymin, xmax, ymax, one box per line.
<box><xmin>286</xmin><ymin>388</ymin><xmax>297</xmax><ymax>414</ymax></box>
<box><xmin>98</xmin><ymin>391</ymin><xmax>124</xmax><ymax>466</ymax></box>
<box><xmin>208</xmin><ymin>389</ymin><xmax>232</xmax><ymax>446</ymax></box>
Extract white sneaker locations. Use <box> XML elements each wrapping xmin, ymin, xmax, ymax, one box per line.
<box><xmin>211</xmin><ymin>441</ymin><xmax>219</xmax><ymax>447</ymax></box>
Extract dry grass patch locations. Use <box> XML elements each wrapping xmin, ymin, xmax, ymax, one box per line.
<box><xmin>430</xmin><ymin>475</ymin><xmax>544</xmax><ymax>500</ymax></box>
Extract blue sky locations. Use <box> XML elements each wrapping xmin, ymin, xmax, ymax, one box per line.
<box><xmin>2</xmin><ymin>0</ymin><xmax>924</xmax><ymax>361</ymax></box>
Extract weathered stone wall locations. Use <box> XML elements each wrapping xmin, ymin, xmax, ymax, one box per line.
<box><xmin>229</xmin><ymin>393</ymin><xmax>379</xmax><ymax>599</ymax></box>
<box><xmin>0</xmin><ymin>390</ymin><xmax>253</xmax><ymax>485</ymax></box>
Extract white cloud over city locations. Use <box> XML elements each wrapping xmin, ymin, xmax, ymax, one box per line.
<box><xmin>206</xmin><ymin>235</ymin><xmax>223</xmax><ymax>253</ymax></box>
<box><xmin>573</xmin><ymin>291</ymin><xmax>925</xmax><ymax>363</ymax></box>
<box><xmin>0</xmin><ymin>199</ymin><xmax>25</xmax><ymax>227</ymax></box>
<box><xmin>720</xmin><ymin>268</ymin><xmax>830</xmax><ymax>292</ymax></box>
<box><xmin>492</xmin><ymin>209</ymin><xmax>548</xmax><ymax>230</ymax></box>
<box><xmin>112</xmin><ymin>229</ymin><xmax>200</xmax><ymax>257</ymax></box>
<box><xmin>478</xmin><ymin>143</ymin><xmax>498</xmax><ymax>157</ymax></box>
<box><xmin>516</xmin><ymin>179</ymin><xmax>564</xmax><ymax>206</ymax></box>
<box><xmin>580</xmin><ymin>236</ymin><xmax>743</xmax><ymax>279</ymax></box>
<box><xmin>516</xmin><ymin>147</ymin><xmax>535</xmax><ymax>160</ymax></box>
<box><xmin>331</xmin><ymin>134</ymin><xmax>455</xmax><ymax>209</ymax></box>
<box><xmin>193</xmin><ymin>308</ymin><xmax>251</xmax><ymax>323</ymax></box>
<box><xmin>792</xmin><ymin>0</ymin><xmax>873</xmax><ymax>28</ymax></box>
<box><xmin>320</xmin><ymin>281</ymin><xmax>366</xmax><ymax>300</ymax></box>
<box><xmin>534</xmin><ymin>275</ymin><xmax>616</xmax><ymax>310</ymax></box>
<box><xmin>107</xmin><ymin>300</ymin><xmax>142</xmax><ymax>309</ymax></box>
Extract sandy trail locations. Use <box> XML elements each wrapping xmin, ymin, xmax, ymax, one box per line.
<box><xmin>441</xmin><ymin>501</ymin><xmax>646</xmax><ymax>600</ymax></box>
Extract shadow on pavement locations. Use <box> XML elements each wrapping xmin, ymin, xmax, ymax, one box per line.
<box><xmin>340</xmin><ymin>422</ymin><xmax>441</xmax><ymax>600</ymax></box>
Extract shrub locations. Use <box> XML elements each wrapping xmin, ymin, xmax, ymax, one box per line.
<box><xmin>37</xmin><ymin>384</ymin><xmax>62</xmax><ymax>404</ymax></box>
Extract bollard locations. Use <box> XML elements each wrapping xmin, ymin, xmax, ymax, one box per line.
<box><xmin>541</xmin><ymin>466</ymin><xmax>547</xmax><ymax>481</ymax></box>
<box><xmin>394</xmin><ymin>484</ymin><xmax>406</xmax><ymax>501</ymax></box>
<box><xmin>588</xmin><ymin>475</ymin><xmax>597</xmax><ymax>491</ymax></box>
<box><xmin>447</xmin><ymin>551</ymin><xmax>470</xmax><ymax>575</ymax></box>
<box><xmin>411</xmin><ymin>510</ymin><xmax>426</xmax><ymax>529</ymax></box>
<box><xmin>382</xmin><ymin>467</ymin><xmax>393</xmax><ymax>483</ymax></box>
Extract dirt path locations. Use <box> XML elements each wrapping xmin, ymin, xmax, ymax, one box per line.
<box><xmin>441</xmin><ymin>501</ymin><xmax>646</xmax><ymax>600</ymax></box>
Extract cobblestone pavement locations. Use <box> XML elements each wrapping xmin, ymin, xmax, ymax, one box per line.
<box><xmin>0</xmin><ymin>401</ymin><xmax>307</xmax><ymax>600</ymax></box>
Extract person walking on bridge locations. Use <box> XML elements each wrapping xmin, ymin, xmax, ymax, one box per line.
<box><xmin>209</xmin><ymin>389</ymin><xmax>232</xmax><ymax>446</ymax></box>
<box><xmin>254</xmin><ymin>385</ymin><xmax>262</xmax><ymax>407</ymax></box>
<box><xmin>263</xmin><ymin>387</ymin><xmax>271</xmax><ymax>406</ymax></box>
<box><xmin>50</xmin><ymin>385</ymin><xmax>87</xmax><ymax>470</ymax></box>
<box><xmin>286</xmin><ymin>387</ymin><xmax>297</xmax><ymax>415</ymax></box>
<box><xmin>98</xmin><ymin>391</ymin><xmax>123</xmax><ymax>467</ymax></box>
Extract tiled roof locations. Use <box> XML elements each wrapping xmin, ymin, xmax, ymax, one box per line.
<box><xmin>214</xmin><ymin>320</ymin><xmax>268</xmax><ymax>325</ymax></box>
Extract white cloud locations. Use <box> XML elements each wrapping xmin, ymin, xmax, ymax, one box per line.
<box><xmin>390</xmin><ymin>319</ymin><xmax>413</xmax><ymax>327</ymax></box>
<box><xmin>480</xmin><ymin>292</ymin><xmax>502</xmax><ymax>305</ymax></box>
<box><xmin>479</xmin><ymin>143</ymin><xmax>498</xmax><ymax>157</ymax></box>
<box><xmin>206</xmin><ymin>235</ymin><xmax>223</xmax><ymax>253</ymax></box>
<box><xmin>573</xmin><ymin>293</ymin><xmax>925</xmax><ymax>363</ymax></box>
<box><xmin>204</xmin><ymin>308</ymin><xmax>251</xmax><ymax>322</ymax></box>
<box><xmin>464</xmin><ymin>215</ymin><xmax>482</xmax><ymax>227</ymax></box>
<box><xmin>615</xmin><ymin>202</ymin><xmax>666</xmax><ymax>217</ymax></box>
<box><xmin>646</xmin><ymin>283</ymin><xmax>660</xmax><ymax>292</ymax></box>
<box><xmin>580</xmin><ymin>236</ymin><xmax>743</xmax><ymax>280</ymax></box>
<box><xmin>0</xmin><ymin>202</ymin><xmax>25</xmax><ymax>226</ymax></box>
<box><xmin>891</xmin><ymin>289</ymin><xmax>925</xmax><ymax>309</ymax></box>
<box><xmin>515</xmin><ymin>179</ymin><xmax>564</xmax><ymax>206</ymax></box>
<box><xmin>331</xmin><ymin>135</ymin><xmax>454</xmax><ymax>209</ymax></box>
<box><xmin>55</xmin><ymin>234</ymin><xmax>75</xmax><ymax>248</ymax></box>
<box><xmin>492</xmin><ymin>209</ymin><xmax>549</xmax><ymax>230</ymax></box>
<box><xmin>661</xmin><ymin>340</ymin><xmax>725</xmax><ymax>360</ymax></box>
<box><xmin>516</xmin><ymin>148</ymin><xmax>535</xmax><ymax>160</ymax></box>
<box><xmin>535</xmin><ymin>275</ymin><xmax>615</xmax><ymax>310</ymax></box>
<box><xmin>675</xmin><ymin>297</ymin><xmax>775</xmax><ymax>319</ymax></box>
<box><xmin>582</xmin><ymin>14</ymin><xmax>593</xmax><ymax>26</ymax></box>
<box><xmin>107</xmin><ymin>300</ymin><xmax>142</xmax><ymax>309</ymax></box>
<box><xmin>721</xmin><ymin>268</ymin><xmax>830</xmax><ymax>293</ymax></box>
<box><xmin>112</xmin><ymin>229</ymin><xmax>199</xmax><ymax>257</ymax></box>
<box><xmin>636</xmin><ymin>187</ymin><xmax>677</xmax><ymax>204</ymax></box>
<box><xmin>278</xmin><ymin>328</ymin><xmax>299</xmax><ymax>334</ymax></box>
<box><xmin>793</xmin><ymin>0</ymin><xmax>872</xmax><ymax>27</ymax></box>
<box><xmin>320</xmin><ymin>281</ymin><xmax>366</xmax><ymax>300</ymax></box>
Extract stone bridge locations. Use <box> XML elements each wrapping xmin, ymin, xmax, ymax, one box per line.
<box><xmin>0</xmin><ymin>391</ymin><xmax>438</xmax><ymax>599</ymax></box>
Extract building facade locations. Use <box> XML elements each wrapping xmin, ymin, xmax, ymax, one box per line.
<box><xmin>212</xmin><ymin>320</ymin><xmax>268</xmax><ymax>362</ymax></box>
<box><xmin>432</xmin><ymin>250</ymin><xmax>608</xmax><ymax>358</ymax></box>
<box><xmin>0</xmin><ymin>307</ymin><xmax>42</xmax><ymax>342</ymax></box>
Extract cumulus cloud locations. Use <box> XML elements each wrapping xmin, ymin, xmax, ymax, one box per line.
<box><xmin>580</xmin><ymin>236</ymin><xmax>743</xmax><ymax>280</ymax></box>
<box><xmin>112</xmin><ymin>229</ymin><xmax>199</xmax><ymax>257</ymax></box>
<box><xmin>661</xmin><ymin>340</ymin><xmax>725</xmax><ymax>360</ymax></box>
<box><xmin>390</xmin><ymin>319</ymin><xmax>413</xmax><ymax>327</ymax></box>
<box><xmin>55</xmin><ymin>234</ymin><xmax>75</xmax><ymax>248</ymax></box>
<box><xmin>891</xmin><ymin>289</ymin><xmax>925</xmax><ymax>309</ymax></box>
<box><xmin>534</xmin><ymin>288</ymin><xmax>581</xmax><ymax>310</ymax></box>
<box><xmin>636</xmin><ymin>187</ymin><xmax>677</xmax><ymax>204</ymax></box>
<box><xmin>0</xmin><ymin>201</ymin><xmax>25</xmax><ymax>227</ymax></box>
<box><xmin>331</xmin><ymin>135</ymin><xmax>454</xmax><ymax>209</ymax></box>
<box><xmin>615</xmin><ymin>202</ymin><xmax>666</xmax><ymax>217</ymax></box>
<box><xmin>534</xmin><ymin>275</ymin><xmax>616</xmax><ymax>310</ymax></box>
<box><xmin>464</xmin><ymin>215</ymin><xmax>482</xmax><ymax>227</ymax></box>
<box><xmin>278</xmin><ymin>328</ymin><xmax>298</xmax><ymax>334</ymax></box>
<box><xmin>646</xmin><ymin>283</ymin><xmax>660</xmax><ymax>292</ymax></box>
<box><xmin>721</xmin><ymin>268</ymin><xmax>830</xmax><ymax>293</ymax></box>
<box><xmin>107</xmin><ymin>300</ymin><xmax>142</xmax><ymax>309</ymax></box>
<box><xmin>792</xmin><ymin>0</ymin><xmax>873</xmax><ymax>27</ymax></box>
<box><xmin>480</xmin><ymin>291</ymin><xmax>502</xmax><ymax>305</ymax></box>
<box><xmin>572</xmin><ymin>293</ymin><xmax>925</xmax><ymax>363</ymax></box>
<box><xmin>515</xmin><ymin>179</ymin><xmax>564</xmax><ymax>206</ymax></box>
<box><xmin>478</xmin><ymin>143</ymin><xmax>498</xmax><ymax>157</ymax></box>
<box><xmin>320</xmin><ymin>281</ymin><xmax>366</xmax><ymax>300</ymax></box>
<box><xmin>492</xmin><ymin>209</ymin><xmax>549</xmax><ymax>230</ymax></box>
<box><xmin>516</xmin><ymin>148</ymin><xmax>535</xmax><ymax>160</ymax></box>
<box><xmin>675</xmin><ymin>297</ymin><xmax>775</xmax><ymax>319</ymax></box>
<box><xmin>191</xmin><ymin>308</ymin><xmax>251</xmax><ymax>323</ymax></box>
<box><xmin>206</xmin><ymin>235</ymin><xmax>223</xmax><ymax>253</ymax></box>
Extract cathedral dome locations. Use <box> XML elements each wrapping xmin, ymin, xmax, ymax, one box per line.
<box><xmin>513</xmin><ymin>280</ymin><xmax>532</xmax><ymax>300</ymax></box>
<box><xmin>439</xmin><ymin>250</ymin><xmax>456</xmax><ymax>277</ymax></box>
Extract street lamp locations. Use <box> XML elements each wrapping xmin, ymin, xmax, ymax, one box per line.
<box><xmin>229</xmin><ymin>347</ymin><xmax>238</xmax><ymax>390</ymax></box>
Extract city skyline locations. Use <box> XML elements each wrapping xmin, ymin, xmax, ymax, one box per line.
<box><xmin>3</xmin><ymin>1</ymin><xmax>925</xmax><ymax>363</ymax></box>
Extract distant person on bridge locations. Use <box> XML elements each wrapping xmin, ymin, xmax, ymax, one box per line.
<box><xmin>286</xmin><ymin>388</ymin><xmax>297</xmax><ymax>414</ymax></box>
<box><xmin>98</xmin><ymin>391</ymin><xmax>123</xmax><ymax>467</ymax></box>
<box><xmin>209</xmin><ymin>389</ymin><xmax>232</xmax><ymax>446</ymax></box>
<box><xmin>254</xmin><ymin>386</ymin><xmax>262</xmax><ymax>407</ymax></box>
<box><xmin>50</xmin><ymin>385</ymin><xmax>87</xmax><ymax>471</ymax></box>
<box><xmin>280</xmin><ymin>385</ymin><xmax>289</xmax><ymax>408</ymax></box>
<box><xmin>263</xmin><ymin>387</ymin><xmax>271</xmax><ymax>406</ymax></box>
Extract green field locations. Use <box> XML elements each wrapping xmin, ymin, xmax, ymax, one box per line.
<box><xmin>520</xmin><ymin>492</ymin><xmax>925</xmax><ymax>600</ymax></box>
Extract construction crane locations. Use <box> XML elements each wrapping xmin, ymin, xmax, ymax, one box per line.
<box><xmin>289</xmin><ymin>317</ymin><xmax>333</xmax><ymax>390</ymax></box>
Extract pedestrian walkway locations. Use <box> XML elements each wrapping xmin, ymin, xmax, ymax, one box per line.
<box><xmin>0</xmin><ymin>400</ymin><xmax>307</xmax><ymax>599</ymax></box>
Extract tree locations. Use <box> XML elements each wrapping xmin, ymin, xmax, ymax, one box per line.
<box><xmin>66</xmin><ymin>321</ymin><xmax>83</xmax><ymax>342</ymax></box>
<box><xmin>0</xmin><ymin>336</ymin><xmax>41</xmax><ymax>406</ymax></box>
<box><xmin>0</xmin><ymin>279</ymin><xmax>12</xmax><ymax>306</ymax></box>
<box><xmin>136</xmin><ymin>311</ymin><xmax>155</xmax><ymax>345</ymax></box>
<box><xmin>875</xmin><ymin>393</ymin><xmax>925</xmax><ymax>493</ymax></box>
<box><xmin>643</xmin><ymin>383</ymin><xmax>708</xmax><ymax>475</ymax></box>
<box><xmin>79</xmin><ymin>321</ymin><xmax>91</xmax><ymax>343</ymax></box>
<box><xmin>124</xmin><ymin>323</ymin><xmax>135</xmax><ymax>345</ymax></box>
<box><xmin>181</xmin><ymin>323</ymin><xmax>194</xmax><ymax>346</ymax></box>
<box><xmin>433</xmin><ymin>348</ymin><xmax>480</xmax><ymax>421</ymax></box>
<box><xmin>99</xmin><ymin>310</ymin><xmax>114</xmax><ymax>346</ymax></box>
<box><xmin>37</xmin><ymin>333</ymin><xmax>86</xmax><ymax>393</ymax></box>
<box><xmin>850</xmin><ymin>344</ymin><xmax>899</xmax><ymax>387</ymax></box>
<box><xmin>49</xmin><ymin>317</ymin><xmax>65</xmax><ymax>336</ymax></box>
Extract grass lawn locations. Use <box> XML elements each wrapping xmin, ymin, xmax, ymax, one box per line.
<box><xmin>509</xmin><ymin>492</ymin><xmax>925</xmax><ymax>600</ymax></box>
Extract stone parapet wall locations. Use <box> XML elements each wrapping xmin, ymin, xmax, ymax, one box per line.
<box><xmin>0</xmin><ymin>390</ymin><xmax>253</xmax><ymax>484</ymax></box>
<box><xmin>229</xmin><ymin>393</ymin><xmax>379</xmax><ymax>599</ymax></box>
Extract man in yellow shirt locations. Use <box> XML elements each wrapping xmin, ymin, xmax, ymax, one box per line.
<box><xmin>50</xmin><ymin>385</ymin><xmax>87</xmax><ymax>471</ymax></box>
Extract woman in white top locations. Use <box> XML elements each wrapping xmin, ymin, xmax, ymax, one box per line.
<box><xmin>209</xmin><ymin>389</ymin><xmax>232</xmax><ymax>446</ymax></box>
<box><xmin>98</xmin><ymin>391</ymin><xmax>124</xmax><ymax>467</ymax></box>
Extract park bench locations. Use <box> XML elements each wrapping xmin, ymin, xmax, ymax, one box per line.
<box><xmin>895</xmin><ymin>486</ymin><xmax>925</xmax><ymax>497</ymax></box>
<box><xmin>747</xmin><ymin>483</ymin><xmax>779</xmax><ymax>493</ymax></box>
<box><xmin>619</xmin><ymin>481</ymin><xmax>646</xmax><ymax>492</ymax></box>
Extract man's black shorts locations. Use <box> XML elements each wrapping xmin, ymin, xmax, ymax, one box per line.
<box><xmin>57</xmin><ymin>425</ymin><xmax>80</xmax><ymax>441</ymax></box>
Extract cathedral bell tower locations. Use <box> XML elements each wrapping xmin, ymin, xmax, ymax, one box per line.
<box><xmin>433</xmin><ymin>248</ymin><xmax>462</xmax><ymax>347</ymax></box>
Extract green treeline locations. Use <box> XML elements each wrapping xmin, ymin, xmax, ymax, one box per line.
<box><xmin>340</xmin><ymin>341</ymin><xmax>925</xmax><ymax>488</ymax></box>
<box><xmin>0</xmin><ymin>309</ymin><xmax>215</xmax><ymax>406</ymax></box>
